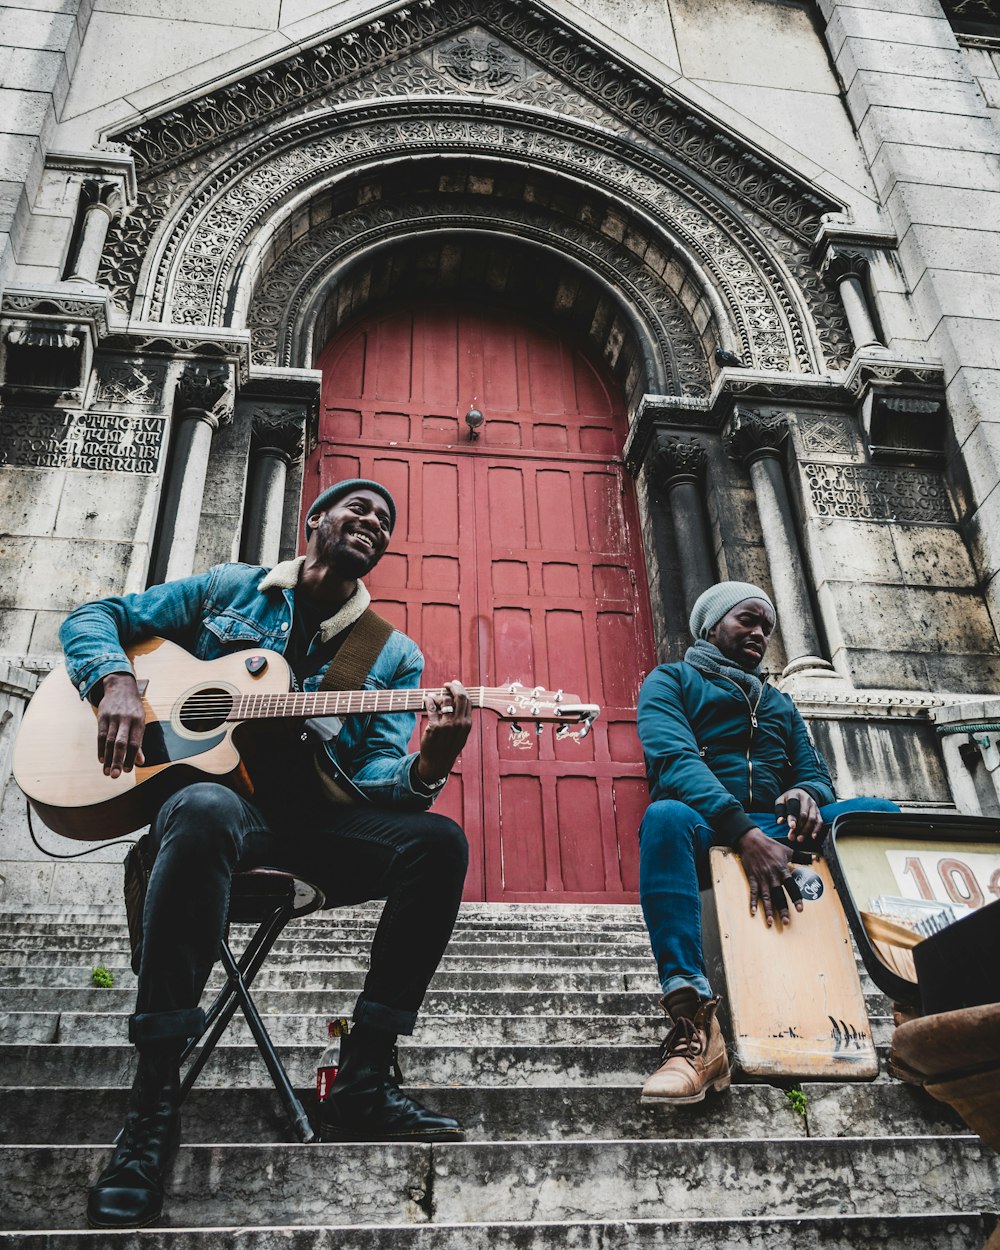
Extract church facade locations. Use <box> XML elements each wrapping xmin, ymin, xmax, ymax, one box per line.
<box><xmin>2</xmin><ymin>0</ymin><xmax>1000</xmax><ymax>904</ymax></box>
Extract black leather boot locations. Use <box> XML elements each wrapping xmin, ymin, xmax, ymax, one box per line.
<box><xmin>86</xmin><ymin>1047</ymin><xmax>181</xmax><ymax>1229</ymax></box>
<box><xmin>319</xmin><ymin>1027</ymin><xmax>464</xmax><ymax>1142</ymax></box>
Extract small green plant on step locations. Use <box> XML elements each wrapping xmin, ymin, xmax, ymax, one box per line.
<box><xmin>785</xmin><ymin>1085</ymin><xmax>808</xmax><ymax>1118</ymax></box>
<box><xmin>91</xmin><ymin>966</ymin><xmax>114</xmax><ymax>988</ymax></box>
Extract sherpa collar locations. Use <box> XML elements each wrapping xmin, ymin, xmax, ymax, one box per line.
<box><xmin>258</xmin><ymin>557</ymin><xmax>373</xmax><ymax>643</ymax></box>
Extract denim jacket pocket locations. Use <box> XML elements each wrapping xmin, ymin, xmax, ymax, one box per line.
<box><xmin>202</xmin><ymin>610</ymin><xmax>277</xmax><ymax>650</ymax></box>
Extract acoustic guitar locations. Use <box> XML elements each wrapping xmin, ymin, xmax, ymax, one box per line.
<box><xmin>13</xmin><ymin>636</ymin><xmax>600</xmax><ymax>842</ymax></box>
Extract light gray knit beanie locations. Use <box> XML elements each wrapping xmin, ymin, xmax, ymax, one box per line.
<box><xmin>689</xmin><ymin>581</ymin><xmax>775</xmax><ymax>640</ymax></box>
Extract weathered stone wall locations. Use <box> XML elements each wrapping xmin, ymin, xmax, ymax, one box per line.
<box><xmin>0</xmin><ymin>0</ymin><xmax>94</xmax><ymax>288</ymax></box>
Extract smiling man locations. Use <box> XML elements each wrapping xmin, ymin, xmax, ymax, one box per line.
<box><xmin>635</xmin><ymin>581</ymin><xmax>897</xmax><ymax>1106</ymax></box>
<box><xmin>59</xmin><ymin>479</ymin><xmax>473</xmax><ymax>1228</ymax></box>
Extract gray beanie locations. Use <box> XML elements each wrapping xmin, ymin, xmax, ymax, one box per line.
<box><xmin>689</xmin><ymin>581</ymin><xmax>775</xmax><ymax>640</ymax></box>
<box><xmin>304</xmin><ymin>478</ymin><xmax>396</xmax><ymax>541</ymax></box>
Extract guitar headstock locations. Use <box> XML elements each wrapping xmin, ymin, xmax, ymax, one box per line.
<box><xmin>481</xmin><ymin>683</ymin><xmax>601</xmax><ymax>739</ymax></box>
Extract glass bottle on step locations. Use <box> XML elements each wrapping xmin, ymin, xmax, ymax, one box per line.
<box><xmin>316</xmin><ymin>1017</ymin><xmax>350</xmax><ymax>1102</ymax></box>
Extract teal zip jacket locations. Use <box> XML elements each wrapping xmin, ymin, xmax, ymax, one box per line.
<box><xmin>637</xmin><ymin>661</ymin><xmax>836</xmax><ymax>844</ymax></box>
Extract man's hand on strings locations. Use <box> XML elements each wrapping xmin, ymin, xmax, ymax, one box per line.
<box><xmin>416</xmin><ymin>680</ymin><xmax>472</xmax><ymax>786</ymax></box>
<box><xmin>96</xmin><ymin>672</ymin><xmax>146</xmax><ymax>778</ymax></box>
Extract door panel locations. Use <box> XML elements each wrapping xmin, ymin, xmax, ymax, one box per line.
<box><xmin>311</xmin><ymin>304</ymin><xmax>654</xmax><ymax>902</ymax></box>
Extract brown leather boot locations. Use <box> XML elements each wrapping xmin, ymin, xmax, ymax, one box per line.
<box><xmin>641</xmin><ymin>995</ymin><xmax>730</xmax><ymax>1105</ymax></box>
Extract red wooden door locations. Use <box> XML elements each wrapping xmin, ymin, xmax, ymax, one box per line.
<box><xmin>309</xmin><ymin>304</ymin><xmax>654</xmax><ymax>902</ymax></box>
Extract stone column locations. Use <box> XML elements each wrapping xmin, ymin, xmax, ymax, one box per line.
<box><xmin>242</xmin><ymin>410</ymin><xmax>305</xmax><ymax>566</ymax></box>
<box><xmin>820</xmin><ymin>248</ymin><xmax>882</xmax><ymax>353</ymax></box>
<box><xmin>159</xmin><ymin>364</ymin><xmax>234</xmax><ymax>583</ymax></box>
<box><xmin>650</xmin><ymin>432</ymin><xmax>715</xmax><ymax>620</ymax></box>
<box><xmin>724</xmin><ymin>407</ymin><xmax>833</xmax><ymax>677</ymax></box>
<box><xmin>65</xmin><ymin>181</ymin><xmax>121</xmax><ymax>284</ymax></box>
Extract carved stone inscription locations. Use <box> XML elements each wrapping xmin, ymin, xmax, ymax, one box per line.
<box><xmin>0</xmin><ymin>409</ymin><xmax>165</xmax><ymax>474</ymax></box>
<box><xmin>803</xmin><ymin>462</ymin><xmax>955</xmax><ymax>525</ymax></box>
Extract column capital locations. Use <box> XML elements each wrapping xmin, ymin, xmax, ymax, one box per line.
<box><xmin>818</xmin><ymin>246</ymin><xmax>870</xmax><ymax>287</ymax></box>
<box><xmin>80</xmin><ymin>178</ymin><xmax>124</xmax><ymax>218</ymax></box>
<box><xmin>723</xmin><ymin>406</ymin><xmax>789</xmax><ymax>465</ymax></box>
<box><xmin>176</xmin><ymin>362</ymin><xmax>234</xmax><ymax>429</ymax></box>
<box><xmin>250</xmin><ymin>406</ymin><xmax>305</xmax><ymax>464</ymax></box>
<box><xmin>651</xmin><ymin>432</ymin><xmax>708</xmax><ymax>488</ymax></box>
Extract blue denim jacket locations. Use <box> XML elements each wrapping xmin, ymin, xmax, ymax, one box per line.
<box><xmin>58</xmin><ymin>560</ymin><xmax>434</xmax><ymax>809</ymax></box>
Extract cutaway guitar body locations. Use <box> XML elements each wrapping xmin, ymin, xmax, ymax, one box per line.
<box><xmin>14</xmin><ymin>638</ymin><xmax>292</xmax><ymax>841</ymax></box>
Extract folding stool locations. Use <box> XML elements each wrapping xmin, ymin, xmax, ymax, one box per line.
<box><xmin>178</xmin><ymin>867</ymin><xmax>325</xmax><ymax>1144</ymax></box>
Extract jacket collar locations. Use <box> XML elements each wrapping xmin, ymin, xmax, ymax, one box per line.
<box><xmin>258</xmin><ymin>557</ymin><xmax>373</xmax><ymax>642</ymax></box>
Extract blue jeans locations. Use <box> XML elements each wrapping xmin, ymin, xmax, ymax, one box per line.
<box><xmin>638</xmin><ymin>796</ymin><xmax>899</xmax><ymax>999</ymax></box>
<box><xmin>129</xmin><ymin>782</ymin><xmax>468</xmax><ymax>1049</ymax></box>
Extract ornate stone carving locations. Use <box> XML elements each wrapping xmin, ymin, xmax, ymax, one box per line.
<box><xmin>797</xmin><ymin>416</ymin><xmax>859</xmax><ymax>458</ymax></box>
<box><xmin>175</xmin><ymin>362</ymin><xmax>234</xmax><ymax>426</ymax></box>
<box><xmin>434</xmin><ymin>34</ymin><xmax>523</xmax><ymax>89</ymax></box>
<box><xmin>80</xmin><ymin>179</ymin><xmax>123</xmax><ymax>216</ymax></box>
<box><xmin>134</xmin><ymin>104</ymin><xmax>796</xmax><ymax>377</ymax></box>
<box><xmin>819</xmin><ymin>248</ymin><xmax>870</xmax><ymax>286</ymax></box>
<box><xmin>94</xmin><ymin>359</ymin><xmax>167</xmax><ymax>409</ymax></box>
<box><xmin>843</xmin><ymin>355</ymin><xmax>945</xmax><ymax>400</ymax></box>
<box><xmin>250</xmin><ymin>407</ymin><xmax>305</xmax><ymax>461</ymax></box>
<box><xmin>651</xmin><ymin>433</ymin><xmax>708</xmax><ymax>486</ymax></box>
<box><xmin>724</xmin><ymin>407</ymin><xmax>790</xmax><ymax>463</ymax></box>
<box><xmin>245</xmin><ymin>195</ymin><xmax>711</xmax><ymax>394</ymax></box>
<box><xmin>109</xmin><ymin>0</ymin><xmax>833</xmax><ymax>243</ymax></box>
<box><xmin>802</xmin><ymin>462</ymin><xmax>956</xmax><ymax>525</ymax></box>
<box><xmin>0</xmin><ymin>407</ymin><xmax>166</xmax><ymax>474</ymax></box>
<box><xmin>93</xmin><ymin>7</ymin><xmax>844</xmax><ymax>375</ymax></box>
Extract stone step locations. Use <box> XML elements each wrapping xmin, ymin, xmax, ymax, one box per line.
<box><xmin>2</xmin><ymin>1215</ymin><xmax>993</xmax><ymax>1249</ymax></box>
<box><xmin>0</xmin><ymin>935</ymin><xmax>650</xmax><ymax>960</ymax></box>
<box><xmin>0</xmin><ymin>987</ymin><xmax>664</xmax><ymax>1018</ymax></box>
<box><xmin>0</xmin><ymin>1081</ymin><xmax>966</xmax><ymax>1147</ymax></box>
<box><xmin>0</xmin><ymin>1039</ymin><xmax>903</xmax><ymax>1089</ymax></box>
<box><xmin>0</xmin><ymin>948</ymin><xmax>656</xmax><ymax>975</ymax></box>
<box><xmin>0</xmin><ymin>1007</ymin><xmax>896</xmax><ymax>1050</ymax></box>
<box><xmin>1</xmin><ymin>1041</ymin><xmax>661</xmax><ymax>1088</ymax></box>
<box><xmin>1</xmin><ymin>1137</ymin><xmax>996</xmax><ymax>1231</ymax></box>
<box><xmin>0</xmin><ymin>1011</ymin><xmax>668</xmax><ymax>1047</ymax></box>
<box><xmin>0</xmin><ymin>965</ymin><xmax>661</xmax><ymax>993</ymax></box>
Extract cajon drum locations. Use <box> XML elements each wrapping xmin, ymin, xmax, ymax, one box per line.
<box><xmin>701</xmin><ymin>846</ymin><xmax>878</xmax><ymax>1081</ymax></box>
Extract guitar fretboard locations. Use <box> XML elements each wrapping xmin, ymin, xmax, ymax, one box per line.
<box><xmin>230</xmin><ymin>688</ymin><xmax>489</xmax><ymax>720</ymax></box>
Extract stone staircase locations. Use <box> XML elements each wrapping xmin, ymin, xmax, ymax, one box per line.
<box><xmin>0</xmin><ymin>899</ymin><xmax>998</xmax><ymax>1246</ymax></box>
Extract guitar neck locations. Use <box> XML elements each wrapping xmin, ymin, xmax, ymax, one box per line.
<box><xmin>231</xmin><ymin>687</ymin><xmax>482</xmax><ymax>721</ymax></box>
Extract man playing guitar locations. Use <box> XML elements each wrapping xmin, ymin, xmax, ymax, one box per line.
<box><xmin>59</xmin><ymin>479</ymin><xmax>473</xmax><ymax>1229</ymax></box>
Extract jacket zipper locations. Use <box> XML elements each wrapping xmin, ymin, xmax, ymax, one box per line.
<box><xmin>719</xmin><ymin>677</ymin><xmax>764</xmax><ymax>807</ymax></box>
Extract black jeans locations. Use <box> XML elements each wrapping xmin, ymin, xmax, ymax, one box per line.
<box><xmin>129</xmin><ymin>781</ymin><xmax>469</xmax><ymax>1049</ymax></box>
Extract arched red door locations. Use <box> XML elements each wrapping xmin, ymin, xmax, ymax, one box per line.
<box><xmin>309</xmin><ymin>303</ymin><xmax>654</xmax><ymax>902</ymax></box>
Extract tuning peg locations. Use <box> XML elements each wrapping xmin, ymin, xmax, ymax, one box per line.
<box><xmin>578</xmin><ymin>719</ymin><xmax>593</xmax><ymax>739</ymax></box>
<box><xmin>535</xmin><ymin>722</ymin><xmax>544</xmax><ymax>735</ymax></box>
<box><xmin>554</xmin><ymin>689</ymin><xmax>563</xmax><ymax>703</ymax></box>
<box><xmin>556</xmin><ymin>724</ymin><xmax>570</xmax><ymax>740</ymax></box>
<box><xmin>511</xmin><ymin>721</ymin><xmax>523</xmax><ymax>734</ymax></box>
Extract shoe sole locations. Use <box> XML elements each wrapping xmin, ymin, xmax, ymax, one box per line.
<box><xmin>640</xmin><ymin>1074</ymin><xmax>732</xmax><ymax>1106</ymax></box>
<box><xmin>86</xmin><ymin>1208</ymin><xmax>163</xmax><ymax>1231</ymax></box>
<box><xmin>318</xmin><ymin>1129</ymin><xmax>466</xmax><ymax>1143</ymax></box>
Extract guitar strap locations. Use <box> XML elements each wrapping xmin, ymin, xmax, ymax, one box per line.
<box><xmin>311</xmin><ymin>607</ymin><xmax>396</xmax><ymax>806</ymax></box>
<box><xmin>317</xmin><ymin>608</ymin><xmax>395</xmax><ymax>694</ymax></box>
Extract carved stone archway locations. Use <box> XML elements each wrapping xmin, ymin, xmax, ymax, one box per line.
<box><xmin>97</xmin><ymin>1</ymin><xmax>853</xmax><ymax>394</ymax></box>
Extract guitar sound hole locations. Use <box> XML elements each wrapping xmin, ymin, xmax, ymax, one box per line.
<box><xmin>179</xmin><ymin>687</ymin><xmax>234</xmax><ymax>733</ymax></box>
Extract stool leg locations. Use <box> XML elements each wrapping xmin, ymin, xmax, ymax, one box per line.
<box><xmin>178</xmin><ymin>901</ymin><xmax>315</xmax><ymax>1143</ymax></box>
<box><xmin>178</xmin><ymin>903</ymin><xmax>289</xmax><ymax>1093</ymax></box>
<box><xmin>219</xmin><ymin>941</ymin><xmax>316</xmax><ymax>1144</ymax></box>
